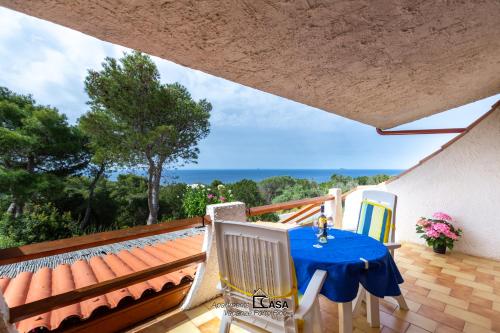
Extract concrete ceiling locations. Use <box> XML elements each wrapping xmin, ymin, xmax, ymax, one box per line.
<box><xmin>1</xmin><ymin>0</ymin><xmax>500</xmax><ymax>128</ymax></box>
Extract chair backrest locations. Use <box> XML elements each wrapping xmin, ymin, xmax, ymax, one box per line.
<box><xmin>214</xmin><ymin>220</ymin><xmax>297</xmax><ymax>329</ymax></box>
<box><xmin>356</xmin><ymin>190</ymin><xmax>397</xmax><ymax>243</ymax></box>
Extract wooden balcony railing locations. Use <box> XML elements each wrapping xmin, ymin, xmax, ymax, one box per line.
<box><xmin>246</xmin><ymin>195</ymin><xmax>335</xmax><ymax>217</ymax></box>
<box><xmin>1</xmin><ymin>191</ymin><xmax>351</xmax><ymax>324</ymax></box>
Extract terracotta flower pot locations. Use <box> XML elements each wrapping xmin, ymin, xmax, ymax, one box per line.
<box><xmin>433</xmin><ymin>243</ymin><xmax>446</xmax><ymax>254</ymax></box>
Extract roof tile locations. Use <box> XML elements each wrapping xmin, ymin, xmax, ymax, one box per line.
<box><xmin>0</xmin><ymin>233</ymin><xmax>203</xmax><ymax>333</ymax></box>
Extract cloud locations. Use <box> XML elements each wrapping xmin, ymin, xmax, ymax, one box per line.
<box><xmin>0</xmin><ymin>6</ymin><xmax>498</xmax><ymax>169</ymax></box>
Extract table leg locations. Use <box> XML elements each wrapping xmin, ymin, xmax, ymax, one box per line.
<box><xmin>338</xmin><ymin>301</ymin><xmax>353</xmax><ymax>333</ymax></box>
<box><xmin>366</xmin><ymin>292</ymin><xmax>380</xmax><ymax>327</ymax></box>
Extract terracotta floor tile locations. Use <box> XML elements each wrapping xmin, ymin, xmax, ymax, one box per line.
<box><xmin>435</xmin><ymin>324</ymin><xmax>462</xmax><ymax>333</ymax></box>
<box><xmin>405</xmin><ymin>270</ymin><xmax>436</xmax><ymax>282</ymax></box>
<box><xmin>406</xmin><ymin>324</ymin><xmax>431</xmax><ymax>333</ymax></box>
<box><xmin>393</xmin><ymin>309</ymin><xmax>437</xmax><ymax>332</ymax></box>
<box><xmin>444</xmin><ymin>304</ymin><xmax>492</xmax><ymax>329</ymax></box>
<box><xmin>198</xmin><ymin>318</ymin><xmax>222</xmax><ymax>333</ymax></box>
<box><xmin>440</xmin><ymin>268</ymin><xmax>475</xmax><ymax>281</ymax></box>
<box><xmin>462</xmin><ymin>322</ymin><xmax>496</xmax><ymax>333</ymax></box>
<box><xmin>427</xmin><ymin>290</ymin><xmax>468</xmax><ymax>309</ymax></box>
<box><xmin>401</xmin><ymin>282</ymin><xmax>430</xmax><ymax>297</ymax></box>
<box><xmin>415</xmin><ymin>279</ymin><xmax>451</xmax><ymax>295</ymax></box>
<box><xmin>455</xmin><ymin>278</ymin><xmax>494</xmax><ymax>292</ymax></box>
<box><xmin>402</xmin><ymin>291</ymin><xmax>445</xmax><ymax>311</ymax></box>
<box><xmin>417</xmin><ymin>304</ymin><xmax>465</xmax><ymax>331</ymax></box>
<box><xmin>379</xmin><ymin>311</ymin><xmax>410</xmax><ymax>332</ymax></box>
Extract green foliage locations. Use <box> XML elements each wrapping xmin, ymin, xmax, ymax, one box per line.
<box><xmin>271</xmin><ymin>179</ymin><xmax>322</xmax><ymax>204</ymax></box>
<box><xmin>82</xmin><ymin>51</ymin><xmax>211</xmax><ymax>224</ymax></box>
<box><xmin>159</xmin><ymin>183</ymin><xmax>188</xmax><ymax>221</ymax></box>
<box><xmin>0</xmin><ymin>234</ymin><xmax>19</xmax><ymax>249</ymax></box>
<box><xmin>258</xmin><ymin>176</ymin><xmax>300</xmax><ymax>203</ymax></box>
<box><xmin>182</xmin><ymin>184</ymin><xmax>233</xmax><ymax>217</ymax></box>
<box><xmin>229</xmin><ymin>179</ymin><xmax>279</xmax><ymax>222</ymax></box>
<box><xmin>0</xmin><ymin>203</ymin><xmax>78</xmax><ymax>245</ymax></box>
<box><xmin>0</xmin><ymin>86</ymin><xmax>89</xmax><ymax>214</ymax></box>
<box><xmin>109</xmin><ymin>174</ymin><xmax>149</xmax><ymax>228</ymax></box>
<box><xmin>320</xmin><ymin>173</ymin><xmax>392</xmax><ymax>193</ymax></box>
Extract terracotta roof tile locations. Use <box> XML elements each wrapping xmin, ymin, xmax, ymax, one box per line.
<box><xmin>0</xmin><ymin>233</ymin><xmax>204</xmax><ymax>333</ymax></box>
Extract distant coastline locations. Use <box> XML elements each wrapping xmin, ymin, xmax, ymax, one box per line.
<box><xmin>111</xmin><ymin>169</ymin><xmax>404</xmax><ymax>184</ymax></box>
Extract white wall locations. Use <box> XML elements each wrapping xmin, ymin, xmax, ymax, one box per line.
<box><xmin>383</xmin><ymin>103</ymin><xmax>500</xmax><ymax>259</ymax></box>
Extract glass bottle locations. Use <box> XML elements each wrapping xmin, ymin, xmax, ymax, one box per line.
<box><xmin>318</xmin><ymin>204</ymin><xmax>328</xmax><ymax>244</ymax></box>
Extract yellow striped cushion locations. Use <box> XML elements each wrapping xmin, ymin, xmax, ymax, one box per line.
<box><xmin>356</xmin><ymin>200</ymin><xmax>393</xmax><ymax>243</ymax></box>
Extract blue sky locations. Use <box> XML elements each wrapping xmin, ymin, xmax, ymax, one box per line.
<box><xmin>1</xmin><ymin>6</ymin><xmax>499</xmax><ymax>170</ymax></box>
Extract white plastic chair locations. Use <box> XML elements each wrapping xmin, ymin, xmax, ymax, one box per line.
<box><xmin>348</xmin><ymin>190</ymin><xmax>409</xmax><ymax>324</ymax></box>
<box><xmin>214</xmin><ymin>220</ymin><xmax>328</xmax><ymax>333</ymax></box>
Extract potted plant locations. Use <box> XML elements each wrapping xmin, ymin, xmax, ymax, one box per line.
<box><xmin>415</xmin><ymin>212</ymin><xmax>462</xmax><ymax>254</ymax></box>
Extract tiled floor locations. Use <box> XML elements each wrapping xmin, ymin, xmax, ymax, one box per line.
<box><xmin>125</xmin><ymin>243</ymin><xmax>500</xmax><ymax>333</ymax></box>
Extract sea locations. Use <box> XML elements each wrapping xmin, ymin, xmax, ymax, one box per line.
<box><xmin>113</xmin><ymin>169</ymin><xmax>403</xmax><ymax>185</ymax></box>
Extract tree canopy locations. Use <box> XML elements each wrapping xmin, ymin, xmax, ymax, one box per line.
<box><xmin>82</xmin><ymin>51</ymin><xmax>211</xmax><ymax>224</ymax></box>
<box><xmin>0</xmin><ymin>87</ymin><xmax>89</xmax><ymax>216</ymax></box>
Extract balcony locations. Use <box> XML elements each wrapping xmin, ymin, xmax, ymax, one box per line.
<box><xmin>0</xmin><ymin>189</ymin><xmax>499</xmax><ymax>333</ymax></box>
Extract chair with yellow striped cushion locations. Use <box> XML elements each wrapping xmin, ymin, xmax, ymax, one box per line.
<box><xmin>352</xmin><ymin>190</ymin><xmax>408</xmax><ymax>316</ymax></box>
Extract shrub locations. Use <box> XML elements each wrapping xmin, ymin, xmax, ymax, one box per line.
<box><xmin>0</xmin><ymin>203</ymin><xmax>78</xmax><ymax>245</ymax></box>
<box><xmin>229</xmin><ymin>179</ymin><xmax>279</xmax><ymax>222</ymax></box>
<box><xmin>182</xmin><ymin>184</ymin><xmax>233</xmax><ymax>217</ymax></box>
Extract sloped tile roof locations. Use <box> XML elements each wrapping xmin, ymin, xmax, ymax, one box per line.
<box><xmin>0</xmin><ymin>234</ymin><xmax>204</xmax><ymax>333</ymax></box>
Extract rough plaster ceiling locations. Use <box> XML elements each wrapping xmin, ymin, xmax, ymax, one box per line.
<box><xmin>1</xmin><ymin>0</ymin><xmax>500</xmax><ymax>128</ymax></box>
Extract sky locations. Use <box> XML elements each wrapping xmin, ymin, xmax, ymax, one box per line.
<box><xmin>1</xmin><ymin>6</ymin><xmax>499</xmax><ymax>170</ymax></box>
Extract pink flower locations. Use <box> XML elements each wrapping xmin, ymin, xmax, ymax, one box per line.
<box><xmin>417</xmin><ymin>218</ymin><xmax>431</xmax><ymax>228</ymax></box>
<box><xmin>219</xmin><ymin>196</ymin><xmax>226</xmax><ymax>202</ymax></box>
<box><xmin>432</xmin><ymin>212</ymin><xmax>453</xmax><ymax>222</ymax></box>
<box><xmin>432</xmin><ymin>223</ymin><xmax>450</xmax><ymax>234</ymax></box>
<box><xmin>207</xmin><ymin>194</ymin><xmax>215</xmax><ymax>199</ymax></box>
<box><xmin>443</xmin><ymin>229</ymin><xmax>458</xmax><ymax>240</ymax></box>
<box><xmin>425</xmin><ymin>229</ymin><xmax>440</xmax><ymax>238</ymax></box>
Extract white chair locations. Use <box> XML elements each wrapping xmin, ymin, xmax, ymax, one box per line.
<box><xmin>214</xmin><ymin>220</ymin><xmax>328</xmax><ymax>333</ymax></box>
<box><xmin>348</xmin><ymin>190</ymin><xmax>409</xmax><ymax>323</ymax></box>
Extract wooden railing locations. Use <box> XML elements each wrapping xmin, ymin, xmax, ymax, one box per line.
<box><xmin>246</xmin><ymin>195</ymin><xmax>334</xmax><ymax>217</ymax></box>
<box><xmin>1</xmin><ymin>191</ymin><xmax>354</xmax><ymax>324</ymax></box>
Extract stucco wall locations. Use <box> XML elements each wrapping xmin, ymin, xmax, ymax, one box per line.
<box><xmin>384</xmin><ymin>103</ymin><xmax>500</xmax><ymax>259</ymax></box>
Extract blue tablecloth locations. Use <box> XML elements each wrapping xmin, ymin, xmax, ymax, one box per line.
<box><xmin>289</xmin><ymin>227</ymin><xmax>403</xmax><ymax>302</ymax></box>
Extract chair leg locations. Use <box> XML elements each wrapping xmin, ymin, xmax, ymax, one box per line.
<box><xmin>394</xmin><ymin>294</ymin><xmax>409</xmax><ymax>311</ymax></box>
<box><xmin>338</xmin><ymin>301</ymin><xmax>353</xmax><ymax>333</ymax></box>
<box><xmin>366</xmin><ymin>293</ymin><xmax>380</xmax><ymax>328</ymax></box>
<box><xmin>352</xmin><ymin>287</ymin><xmax>365</xmax><ymax>315</ymax></box>
<box><xmin>219</xmin><ymin>314</ymin><xmax>232</xmax><ymax>333</ymax></box>
<box><xmin>301</xmin><ymin>298</ymin><xmax>322</xmax><ymax>333</ymax></box>
<box><xmin>312</xmin><ymin>298</ymin><xmax>323</xmax><ymax>333</ymax></box>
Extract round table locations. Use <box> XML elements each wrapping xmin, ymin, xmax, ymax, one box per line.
<box><xmin>289</xmin><ymin>227</ymin><xmax>403</xmax><ymax>303</ymax></box>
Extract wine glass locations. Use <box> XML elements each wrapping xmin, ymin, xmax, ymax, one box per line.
<box><xmin>327</xmin><ymin>216</ymin><xmax>335</xmax><ymax>239</ymax></box>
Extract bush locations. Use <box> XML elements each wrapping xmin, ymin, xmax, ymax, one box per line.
<box><xmin>0</xmin><ymin>203</ymin><xmax>78</xmax><ymax>245</ymax></box>
<box><xmin>182</xmin><ymin>184</ymin><xmax>233</xmax><ymax>217</ymax></box>
<box><xmin>271</xmin><ymin>180</ymin><xmax>322</xmax><ymax>204</ymax></box>
<box><xmin>229</xmin><ymin>179</ymin><xmax>279</xmax><ymax>222</ymax></box>
<box><xmin>159</xmin><ymin>183</ymin><xmax>188</xmax><ymax>221</ymax></box>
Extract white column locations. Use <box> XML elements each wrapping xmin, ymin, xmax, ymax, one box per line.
<box><xmin>325</xmin><ymin>188</ymin><xmax>343</xmax><ymax>228</ymax></box>
<box><xmin>0</xmin><ymin>293</ymin><xmax>17</xmax><ymax>333</ymax></box>
<box><xmin>181</xmin><ymin>202</ymin><xmax>247</xmax><ymax>310</ymax></box>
